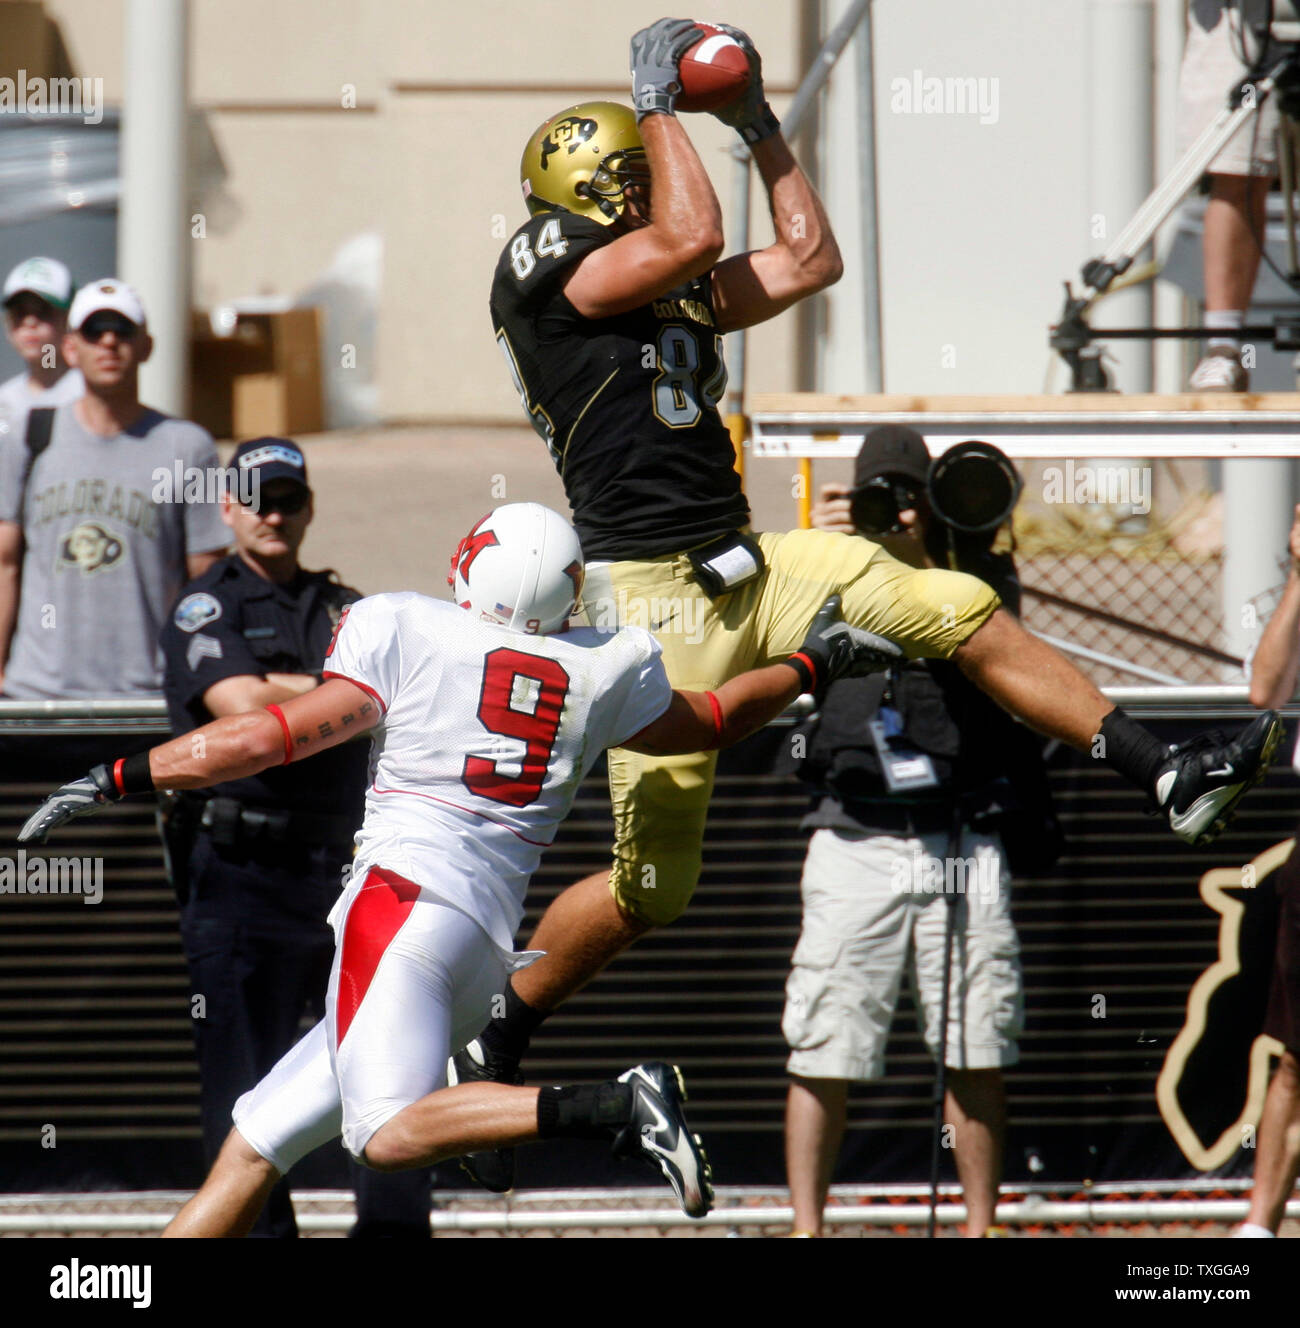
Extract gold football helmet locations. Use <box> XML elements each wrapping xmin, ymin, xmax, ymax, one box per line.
<box><xmin>520</xmin><ymin>101</ymin><xmax>648</xmax><ymax>226</ymax></box>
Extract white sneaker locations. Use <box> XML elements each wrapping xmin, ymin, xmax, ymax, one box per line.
<box><xmin>1188</xmin><ymin>348</ymin><xmax>1248</xmax><ymax>392</ymax></box>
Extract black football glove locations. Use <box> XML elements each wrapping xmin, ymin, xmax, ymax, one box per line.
<box><xmin>795</xmin><ymin>595</ymin><xmax>905</xmax><ymax>689</ymax></box>
<box><xmin>630</xmin><ymin>17</ymin><xmax>704</xmax><ymax>121</ymax></box>
<box><xmin>708</xmin><ymin>22</ymin><xmax>780</xmax><ymax>144</ymax></box>
<box><xmin>18</xmin><ymin>764</ymin><xmax>120</xmax><ymax>844</ymax></box>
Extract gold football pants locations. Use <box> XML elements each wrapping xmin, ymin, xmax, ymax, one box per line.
<box><xmin>580</xmin><ymin>528</ymin><xmax>1000</xmax><ymax>926</ymax></box>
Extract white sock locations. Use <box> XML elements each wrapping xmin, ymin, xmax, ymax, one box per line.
<box><xmin>1205</xmin><ymin>309</ymin><xmax>1244</xmax><ymax>352</ymax></box>
<box><xmin>1232</xmin><ymin>1221</ymin><xmax>1274</xmax><ymax>1238</ymax></box>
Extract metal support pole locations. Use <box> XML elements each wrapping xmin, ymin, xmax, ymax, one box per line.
<box><xmin>1152</xmin><ymin>0</ymin><xmax>1188</xmax><ymax>393</ymax></box>
<box><xmin>724</xmin><ymin>148</ymin><xmax>753</xmax><ymax>482</ymax></box>
<box><xmin>784</xmin><ymin>0</ymin><xmax>873</xmax><ymax>140</ymax></box>
<box><xmin>1087</xmin><ymin>0</ymin><xmax>1153</xmax><ymax>393</ymax></box>
<box><xmin>855</xmin><ymin>4</ymin><xmax>882</xmax><ymax>393</ymax></box>
<box><xmin>723</xmin><ymin>0</ymin><xmax>875</xmax><ymax>488</ymax></box>
<box><xmin>1223</xmin><ymin>458</ymin><xmax>1293</xmax><ymax>675</ymax></box>
<box><xmin>119</xmin><ymin>0</ymin><xmax>190</xmax><ymax>416</ymax></box>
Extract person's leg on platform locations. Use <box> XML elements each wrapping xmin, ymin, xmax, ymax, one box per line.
<box><xmin>1191</xmin><ymin>172</ymin><xmax>1273</xmax><ymax>390</ymax></box>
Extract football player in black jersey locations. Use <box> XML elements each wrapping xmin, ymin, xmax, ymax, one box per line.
<box><xmin>459</xmin><ymin>16</ymin><xmax>1283</xmax><ymax>1191</ymax></box>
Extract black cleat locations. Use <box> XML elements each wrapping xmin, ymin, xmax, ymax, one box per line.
<box><xmin>446</xmin><ymin>1038</ymin><xmax>520</xmax><ymax>1193</ymax></box>
<box><xmin>611</xmin><ymin>1062</ymin><xmax>714</xmax><ymax>1219</ymax></box>
<box><xmin>1154</xmin><ymin>711</ymin><xmax>1284</xmax><ymax>846</ymax></box>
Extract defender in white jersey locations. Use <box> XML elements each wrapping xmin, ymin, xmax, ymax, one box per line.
<box><xmin>20</xmin><ymin>503</ymin><xmax>902</xmax><ymax>1234</ymax></box>
<box><xmin>327</xmin><ymin>589</ymin><xmax>673</xmax><ymax>964</ymax></box>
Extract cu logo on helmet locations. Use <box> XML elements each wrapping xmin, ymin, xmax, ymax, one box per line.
<box><xmin>540</xmin><ymin>116</ymin><xmax>597</xmax><ymax>169</ymax></box>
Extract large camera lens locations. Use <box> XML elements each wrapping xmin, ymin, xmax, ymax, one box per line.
<box><xmin>927</xmin><ymin>441</ymin><xmax>1022</xmax><ymax>533</ymax></box>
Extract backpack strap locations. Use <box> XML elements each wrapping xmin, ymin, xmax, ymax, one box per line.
<box><xmin>19</xmin><ymin>407</ymin><xmax>56</xmax><ymax>513</ymax></box>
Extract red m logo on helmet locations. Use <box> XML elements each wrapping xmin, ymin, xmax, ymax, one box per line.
<box><xmin>448</xmin><ymin>515</ymin><xmax>500</xmax><ymax>589</ymax></box>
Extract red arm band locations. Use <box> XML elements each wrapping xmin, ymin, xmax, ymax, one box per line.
<box><xmin>704</xmin><ymin>690</ymin><xmax>724</xmax><ymax>750</ymax></box>
<box><xmin>265</xmin><ymin>704</ymin><xmax>294</xmax><ymax>765</ymax></box>
<box><xmin>787</xmin><ymin>651</ymin><xmax>819</xmax><ymax>693</ymax></box>
<box><xmin>113</xmin><ymin>753</ymin><xmax>155</xmax><ymax>795</ymax></box>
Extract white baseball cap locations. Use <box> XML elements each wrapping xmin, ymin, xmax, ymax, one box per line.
<box><xmin>3</xmin><ymin>257</ymin><xmax>74</xmax><ymax>311</ymax></box>
<box><xmin>69</xmin><ymin>278</ymin><xmax>148</xmax><ymax>332</ymax></box>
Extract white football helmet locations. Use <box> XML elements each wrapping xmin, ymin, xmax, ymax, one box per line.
<box><xmin>448</xmin><ymin>503</ymin><xmax>584</xmax><ymax>634</ymax></box>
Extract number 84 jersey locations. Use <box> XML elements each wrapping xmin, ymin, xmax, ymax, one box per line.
<box><xmin>490</xmin><ymin>211</ymin><xmax>750</xmax><ymax>563</ymax></box>
<box><xmin>324</xmin><ymin>592</ymin><xmax>671</xmax><ymax>954</ymax></box>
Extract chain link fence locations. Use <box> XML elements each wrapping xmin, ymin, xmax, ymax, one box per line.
<box><xmin>1011</xmin><ymin>459</ymin><xmax>1285</xmax><ymax>688</ymax></box>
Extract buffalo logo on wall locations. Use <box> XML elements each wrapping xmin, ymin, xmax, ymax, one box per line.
<box><xmin>1156</xmin><ymin>839</ymin><xmax>1288</xmax><ymax>1170</ymax></box>
<box><xmin>57</xmin><ymin>523</ymin><xmax>124</xmax><ymax>575</ymax></box>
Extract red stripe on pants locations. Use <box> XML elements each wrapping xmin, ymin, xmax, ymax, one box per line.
<box><xmin>335</xmin><ymin>867</ymin><xmax>421</xmax><ymax>1049</ymax></box>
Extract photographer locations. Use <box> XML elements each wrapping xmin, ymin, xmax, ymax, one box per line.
<box><xmin>782</xmin><ymin>426</ymin><xmax>1061</xmax><ymax>1238</ymax></box>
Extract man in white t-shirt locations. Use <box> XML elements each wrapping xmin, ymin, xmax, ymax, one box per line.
<box><xmin>20</xmin><ymin>502</ymin><xmax>901</xmax><ymax>1235</ymax></box>
<box><xmin>0</xmin><ymin>278</ymin><xmax>227</xmax><ymax>696</ymax></box>
<box><xmin>0</xmin><ymin>257</ymin><xmax>84</xmax><ymax>440</ymax></box>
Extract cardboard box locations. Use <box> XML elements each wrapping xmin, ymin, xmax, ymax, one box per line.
<box><xmin>233</xmin><ymin>309</ymin><xmax>323</xmax><ymax>437</ymax></box>
<box><xmin>190</xmin><ymin>307</ymin><xmax>323</xmax><ymax>439</ymax></box>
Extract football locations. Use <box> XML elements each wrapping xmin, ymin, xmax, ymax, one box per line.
<box><xmin>677</xmin><ymin>24</ymin><xmax>752</xmax><ymax>113</ymax></box>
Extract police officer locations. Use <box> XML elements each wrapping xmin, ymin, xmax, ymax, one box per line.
<box><xmin>160</xmin><ymin>437</ymin><xmax>431</xmax><ymax>1238</ymax></box>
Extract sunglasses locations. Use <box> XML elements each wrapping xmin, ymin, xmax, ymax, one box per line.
<box><xmin>6</xmin><ymin>294</ymin><xmax>63</xmax><ymax>323</ymax></box>
<box><xmin>79</xmin><ymin>313</ymin><xmax>139</xmax><ymax>343</ymax></box>
<box><xmin>850</xmin><ymin>475</ymin><xmax>924</xmax><ymax>536</ymax></box>
<box><xmin>242</xmin><ymin>488</ymin><xmax>310</xmax><ymax>517</ymax></box>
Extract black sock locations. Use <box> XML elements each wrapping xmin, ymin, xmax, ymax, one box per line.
<box><xmin>479</xmin><ymin>982</ymin><xmax>548</xmax><ymax>1064</ymax></box>
<box><xmin>1097</xmin><ymin>707</ymin><xmax>1168</xmax><ymax>795</ymax></box>
<box><xmin>536</xmin><ymin>1082</ymin><xmax>634</xmax><ymax>1139</ymax></box>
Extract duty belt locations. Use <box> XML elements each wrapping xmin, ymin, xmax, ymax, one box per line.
<box><xmin>198</xmin><ymin>796</ymin><xmax>353</xmax><ymax>849</ymax></box>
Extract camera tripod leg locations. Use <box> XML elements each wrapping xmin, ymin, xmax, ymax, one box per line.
<box><xmin>1087</xmin><ymin>58</ymin><xmax>1291</xmax><ymax>300</ymax></box>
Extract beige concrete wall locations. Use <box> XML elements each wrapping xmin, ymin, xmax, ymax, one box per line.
<box><xmin>39</xmin><ymin>0</ymin><xmax>814</xmax><ymax>423</ymax></box>
<box><xmin>381</xmin><ymin>2</ymin><xmax>802</xmax><ymax>90</ymax></box>
<box><xmin>41</xmin><ymin>0</ymin><xmax>125</xmax><ymax>96</ymax></box>
<box><xmin>191</xmin><ymin>111</ymin><xmax>384</xmax><ymax>308</ymax></box>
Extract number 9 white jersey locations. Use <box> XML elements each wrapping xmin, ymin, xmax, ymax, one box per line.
<box><xmin>322</xmin><ymin>591</ymin><xmax>671</xmax><ymax>953</ymax></box>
